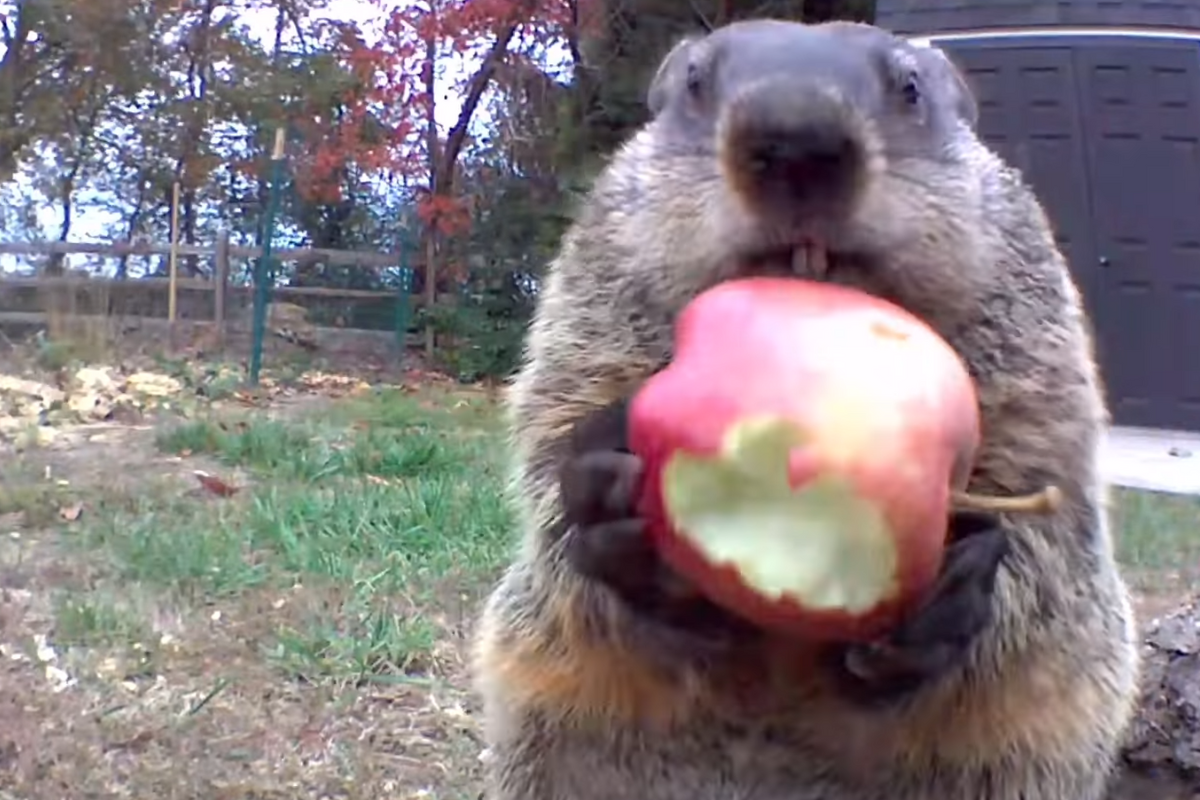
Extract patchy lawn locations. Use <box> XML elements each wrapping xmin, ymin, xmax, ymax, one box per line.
<box><xmin>0</xmin><ymin>381</ymin><xmax>508</xmax><ymax>799</ymax></box>
<box><xmin>1</xmin><ymin>372</ymin><xmax>1198</xmax><ymax>798</ymax></box>
<box><xmin>1111</xmin><ymin>486</ymin><xmax>1200</xmax><ymax>621</ymax></box>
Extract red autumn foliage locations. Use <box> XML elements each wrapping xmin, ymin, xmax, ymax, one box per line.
<box><xmin>416</xmin><ymin>191</ymin><xmax>472</xmax><ymax>237</ymax></box>
<box><xmin>287</xmin><ymin>0</ymin><xmax>601</xmax><ymax>230</ymax></box>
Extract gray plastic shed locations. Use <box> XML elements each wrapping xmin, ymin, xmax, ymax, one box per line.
<box><xmin>878</xmin><ymin>0</ymin><xmax>1200</xmax><ymax>431</ymax></box>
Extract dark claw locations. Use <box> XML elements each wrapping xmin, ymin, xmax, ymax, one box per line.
<box><xmin>564</xmin><ymin>517</ymin><xmax>658</xmax><ymax>594</ymax></box>
<box><xmin>561</xmin><ymin>450</ymin><xmax>645</xmax><ymax>529</ymax></box>
<box><xmin>828</xmin><ymin>515</ymin><xmax>1010</xmax><ymax>706</ymax></box>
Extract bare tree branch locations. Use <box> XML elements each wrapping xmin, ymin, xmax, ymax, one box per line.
<box><xmin>687</xmin><ymin>0</ymin><xmax>715</xmax><ymax>31</ymax></box>
<box><xmin>435</xmin><ymin>17</ymin><xmax>523</xmax><ymax>194</ymax></box>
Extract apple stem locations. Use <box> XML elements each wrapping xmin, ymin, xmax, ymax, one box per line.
<box><xmin>951</xmin><ymin>485</ymin><xmax>1063</xmax><ymax>515</ymax></box>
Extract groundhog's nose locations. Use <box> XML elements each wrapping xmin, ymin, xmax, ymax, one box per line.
<box><xmin>720</xmin><ymin>82</ymin><xmax>871</xmax><ymax>225</ymax></box>
<box><xmin>744</xmin><ymin>125</ymin><xmax>859</xmax><ymax>196</ymax></box>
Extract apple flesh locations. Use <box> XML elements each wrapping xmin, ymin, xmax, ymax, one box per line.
<box><xmin>627</xmin><ymin>276</ymin><xmax>982</xmax><ymax>643</ymax></box>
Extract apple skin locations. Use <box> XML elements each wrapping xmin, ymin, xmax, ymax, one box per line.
<box><xmin>627</xmin><ymin>276</ymin><xmax>982</xmax><ymax>644</ymax></box>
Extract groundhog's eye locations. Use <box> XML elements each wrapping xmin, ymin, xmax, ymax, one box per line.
<box><xmin>901</xmin><ymin>71</ymin><xmax>921</xmax><ymax>106</ymax></box>
<box><xmin>685</xmin><ymin>62</ymin><xmax>704</xmax><ymax>97</ymax></box>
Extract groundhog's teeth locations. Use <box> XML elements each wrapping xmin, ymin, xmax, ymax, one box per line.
<box><xmin>792</xmin><ymin>243</ymin><xmax>829</xmax><ymax>279</ymax></box>
<box><xmin>809</xmin><ymin>243</ymin><xmax>829</xmax><ymax>279</ymax></box>
<box><xmin>792</xmin><ymin>247</ymin><xmax>808</xmax><ymax>275</ymax></box>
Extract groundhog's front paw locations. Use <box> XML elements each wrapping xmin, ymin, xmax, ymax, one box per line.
<box><xmin>558</xmin><ymin>443</ymin><xmax>663</xmax><ymax>598</ymax></box>
<box><xmin>556</xmin><ymin>398</ymin><xmax>758</xmax><ymax>654</ymax></box>
<box><xmin>826</xmin><ymin>511</ymin><xmax>1009</xmax><ymax>706</ymax></box>
<box><xmin>556</xmin><ymin>397</ymin><xmax>660</xmax><ymax>596</ymax></box>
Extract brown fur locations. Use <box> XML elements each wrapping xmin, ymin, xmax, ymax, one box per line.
<box><xmin>472</xmin><ymin>18</ymin><xmax>1141</xmax><ymax>800</ymax></box>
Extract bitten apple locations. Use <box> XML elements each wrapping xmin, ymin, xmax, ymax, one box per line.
<box><xmin>627</xmin><ymin>276</ymin><xmax>982</xmax><ymax>643</ymax></box>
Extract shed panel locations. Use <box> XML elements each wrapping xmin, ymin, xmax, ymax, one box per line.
<box><xmin>876</xmin><ymin>0</ymin><xmax>1200</xmax><ymax>36</ymax></box>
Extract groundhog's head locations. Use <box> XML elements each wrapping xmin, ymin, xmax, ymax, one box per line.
<box><xmin>617</xmin><ymin>19</ymin><xmax>991</xmax><ymax>327</ymax></box>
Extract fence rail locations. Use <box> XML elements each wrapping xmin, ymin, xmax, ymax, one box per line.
<box><xmin>0</xmin><ymin>235</ymin><xmax>419</xmax><ymax>350</ymax></box>
<box><xmin>0</xmin><ymin>237</ymin><xmax>405</xmax><ymax>267</ymax></box>
<box><xmin>1</xmin><ymin>275</ymin><xmax>400</xmax><ymax>300</ymax></box>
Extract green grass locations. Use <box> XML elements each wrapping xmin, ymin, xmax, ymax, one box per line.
<box><xmin>52</xmin><ymin>593</ymin><xmax>153</xmax><ymax>649</ymax></box>
<box><xmin>0</xmin><ymin>478</ymin><xmax>78</xmax><ymax>528</ymax></box>
<box><xmin>154</xmin><ymin>387</ymin><xmax>502</xmax><ymax>484</ymax></box>
<box><xmin>37</xmin><ymin>380</ymin><xmax>1200</xmax><ymax>689</ymax></box>
<box><xmin>270</xmin><ymin>601</ymin><xmax>442</xmax><ymax>682</ymax></box>
<box><xmin>62</xmin><ymin>386</ymin><xmax>514</xmax><ymax>684</ymax></box>
<box><xmin>1112</xmin><ymin>486</ymin><xmax>1200</xmax><ymax>571</ymax></box>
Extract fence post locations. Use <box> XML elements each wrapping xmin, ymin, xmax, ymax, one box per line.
<box><xmin>249</xmin><ymin>128</ymin><xmax>288</xmax><ymax>386</ymax></box>
<box><xmin>423</xmin><ymin>232</ymin><xmax>436</xmax><ymax>359</ymax></box>
<box><xmin>167</xmin><ymin>181</ymin><xmax>181</xmax><ymax>350</ymax></box>
<box><xmin>168</xmin><ymin>181</ymin><xmax>181</xmax><ymax>324</ymax></box>
<box><xmin>213</xmin><ymin>229</ymin><xmax>230</xmax><ymax>349</ymax></box>
<box><xmin>395</xmin><ymin>265</ymin><xmax>414</xmax><ymax>364</ymax></box>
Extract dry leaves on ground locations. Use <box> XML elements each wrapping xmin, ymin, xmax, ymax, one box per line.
<box><xmin>192</xmin><ymin>471</ymin><xmax>239</xmax><ymax>498</ymax></box>
<box><xmin>0</xmin><ymin>366</ymin><xmax>184</xmax><ymax>442</ymax></box>
<box><xmin>58</xmin><ymin>503</ymin><xmax>83</xmax><ymax>522</ymax></box>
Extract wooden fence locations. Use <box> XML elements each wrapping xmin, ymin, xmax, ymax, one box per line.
<box><xmin>0</xmin><ymin>236</ymin><xmax>421</xmax><ymax>352</ymax></box>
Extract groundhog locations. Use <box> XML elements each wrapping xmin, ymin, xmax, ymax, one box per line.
<box><xmin>472</xmin><ymin>18</ymin><xmax>1141</xmax><ymax>800</ymax></box>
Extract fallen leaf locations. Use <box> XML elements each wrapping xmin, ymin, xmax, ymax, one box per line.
<box><xmin>126</xmin><ymin>371</ymin><xmax>182</xmax><ymax>397</ymax></box>
<box><xmin>66</xmin><ymin>390</ymin><xmax>113</xmax><ymax>420</ymax></box>
<box><xmin>193</xmin><ymin>471</ymin><xmax>239</xmax><ymax>498</ymax></box>
<box><xmin>104</xmin><ymin>729</ymin><xmax>154</xmax><ymax>753</ymax></box>
<box><xmin>233</xmin><ymin>391</ymin><xmax>267</xmax><ymax>407</ymax></box>
<box><xmin>0</xmin><ymin>374</ymin><xmax>66</xmax><ymax>404</ymax></box>
<box><xmin>59</xmin><ymin>503</ymin><xmax>83</xmax><ymax>522</ymax></box>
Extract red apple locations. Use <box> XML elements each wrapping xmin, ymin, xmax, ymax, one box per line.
<box><xmin>627</xmin><ymin>276</ymin><xmax>982</xmax><ymax>644</ymax></box>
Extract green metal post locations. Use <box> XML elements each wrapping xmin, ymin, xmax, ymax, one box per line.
<box><xmin>394</xmin><ymin>226</ymin><xmax>414</xmax><ymax>362</ymax></box>
<box><xmin>249</xmin><ymin>128</ymin><xmax>288</xmax><ymax>386</ymax></box>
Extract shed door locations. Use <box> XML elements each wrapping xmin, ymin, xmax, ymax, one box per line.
<box><xmin>943</xmin><ymin>40</ymin><xmax>1200</xmax><ymax>431</ymax></box>
<box><xmin>1075</xmin><ymin>43</ymin><xmax>1200</xmax><ymax>430</ymax></box>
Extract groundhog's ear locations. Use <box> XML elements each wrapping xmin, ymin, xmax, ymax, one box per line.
<box><xmin>913</xmin><ymin>43</ymin><xmax>979</xmax><ymax>131</ymax></box>
<box><xmin>647</xmin><ymin>35</ymin><xmax>701</xmax><ymax>117</ymax></box>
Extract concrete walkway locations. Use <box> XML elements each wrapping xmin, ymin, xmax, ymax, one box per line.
<box><xmin>1104</xmin><ymin>426</ymin><xmax>1200</xmax><ymax>496</ymax></box>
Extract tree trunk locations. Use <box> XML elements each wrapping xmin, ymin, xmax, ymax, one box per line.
<box><xmin>422</xmin><ymin>20</ymin><xmax>438</xmax><ymax>361</ymax></box>
<box><xmin>1107</xmin><ymin>594</ymin><xmax>1200</xmax><ymax>798</ymax></box>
